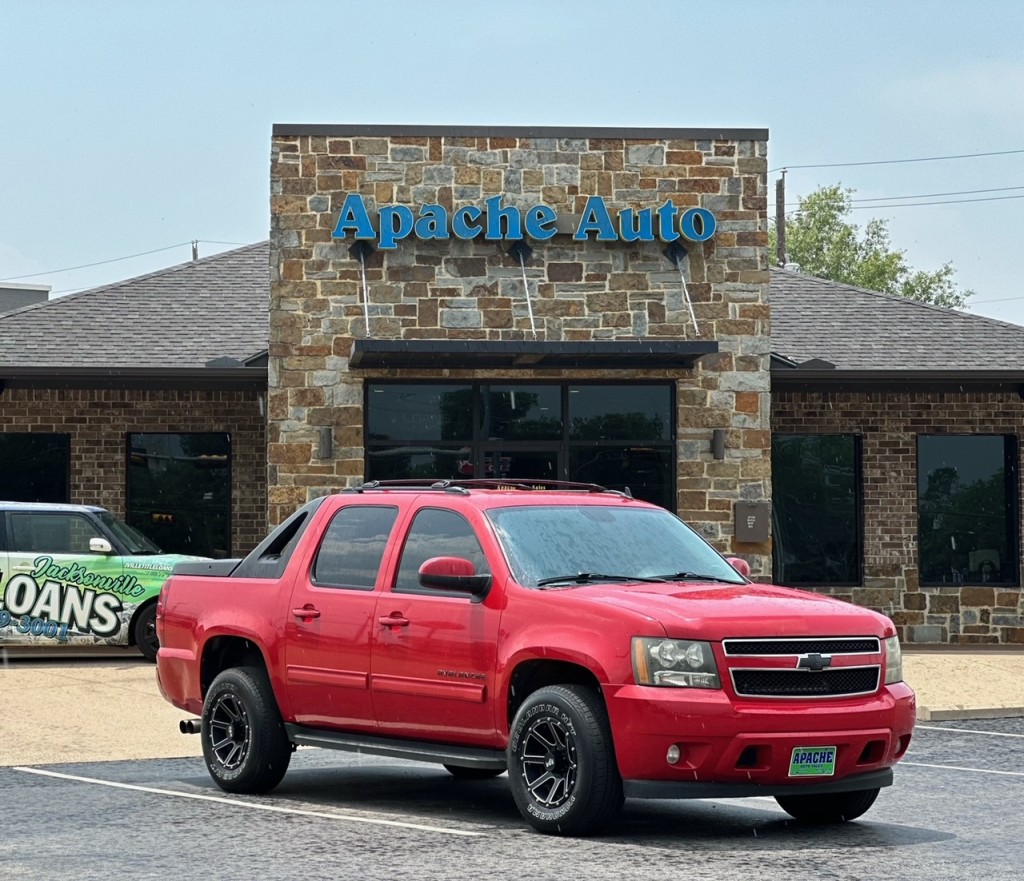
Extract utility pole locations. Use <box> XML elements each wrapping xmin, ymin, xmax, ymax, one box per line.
<box><xmin>775</xmin><ymin>171</ymin><xmax>786</xmax><ymax>266</ymax></box>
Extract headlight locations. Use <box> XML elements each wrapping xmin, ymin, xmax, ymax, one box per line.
<box><xmin>884</xmin><ymin>635</ymin><xmax>903</xmax><ymax>684</ymax></box>
<box><xmin>632</xmin><ymin>638</ymin><xmax>721</xmax><ymax>689</ymax></box>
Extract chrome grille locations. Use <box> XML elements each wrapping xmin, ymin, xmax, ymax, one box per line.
<box><xmin>732</xmin><ymin>667</ymin><xmax>880</xmax><ymax>698</ymax></box>
<box><xmin>723</xmin><ymin>637</ymin><xmax>880</xmax><ymax>656</ymax></box>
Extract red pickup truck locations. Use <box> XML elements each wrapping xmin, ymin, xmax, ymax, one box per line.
<box><xmin>156</xmin><ymin>479</ymin><xmax>916</xmax><ymax>836</ymax></box>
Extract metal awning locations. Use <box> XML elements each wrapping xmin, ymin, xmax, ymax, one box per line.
<box><xmin>348</xmin><ymin>339</ymin><xmax>718</xmax><ymax>370</ymax></box>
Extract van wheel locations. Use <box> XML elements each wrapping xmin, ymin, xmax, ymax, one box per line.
<box><xmin>507</xmin><ymin>685</ymin><xmax>623</xmax><ymax>836</ymax></box>
<box><xmin>202</xmin><ymin>666</ymin><xmax>292</xmax><ymax>794</ymax></box>
<box><xmin>132</xmin><ymin>603</ymin><xmax>159</xmax><ymax>663</ymax></box>
<box><xmin>775</xmin><ymin>787</ymin><xmax>880</xmax><ymax>823</ymax></box>
<box><xmin>443</xmin><ymin>764</ymin><xmax>505</xmax><ymax>780</ymax></box>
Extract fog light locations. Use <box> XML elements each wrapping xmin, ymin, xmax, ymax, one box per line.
<box><xmin>666</xmin><ymin>744</ymin><xmax>681</xmax><ymax>765</ymax></box>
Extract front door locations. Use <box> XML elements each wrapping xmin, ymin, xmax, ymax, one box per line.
<box><xmin>371</xmin><ymin>502</ymin><xmax>501</xmax><ymax>746</ymax></box>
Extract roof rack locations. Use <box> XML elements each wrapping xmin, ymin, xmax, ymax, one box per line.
<box><xmin>341</xmin><ymin>478</ymin><xmax>632</xmax><ymax>497</ymax></box>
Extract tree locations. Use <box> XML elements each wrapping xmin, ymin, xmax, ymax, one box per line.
<box><xmin>770</xmin><ymin>184</ymin><xmax>972</xmax><ymax>309</ymax></box>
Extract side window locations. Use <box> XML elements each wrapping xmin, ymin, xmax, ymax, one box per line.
<box><xmin>311</xmin><ymin>505</ymin><xmax>398</xmax><ymax>590</ymax></box>
<box><xmin>771</xmin><ymin>434</ymin><xmax>862</xmax><ymax>586</ymax></box>
<box><xmin>9</xmin><ymin>513</ymin><xmax>96</xmax><ymax>555</ymax></box>
<box><xmin>918</xmin><ymin>435</ymin><xmax>1018</xmax><ymax>586</ymax></box>
<box><xmin>394</xmin><ymin>508</ymin><xmax>489</xmax><ymax>594</ymax></box>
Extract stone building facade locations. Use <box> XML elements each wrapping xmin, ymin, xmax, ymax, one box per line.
<box><xmin>268</xmin><ymin>125</ymin><xmax>773</xmax><ymax>574</ymax></box>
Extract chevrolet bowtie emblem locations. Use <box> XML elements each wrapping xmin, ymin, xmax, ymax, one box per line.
<box><xmin>797</xmin><ymin>653</ymin><xmax>833</xmax><ymax>671</ymax></box>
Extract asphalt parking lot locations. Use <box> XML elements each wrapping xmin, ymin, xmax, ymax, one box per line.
<box><xmin>2</xmin><ymin>704</ymin><xmax>1022</xmax><ymax>880</ymax></box>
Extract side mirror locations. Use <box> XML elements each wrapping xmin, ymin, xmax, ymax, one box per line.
<box><xmin>89</xmin><ymin>537</ymin><xmax>114</xmax><ymax>555</ymax></box>
<box><xmin>419</xmin><ymin>556</ymin><xmax>491</xmax><ymax>596</ymax></box>
<box><xmin>725</xmin><ymin>556</ymin><xmax>751</xmax><ymax>578</ymax></box>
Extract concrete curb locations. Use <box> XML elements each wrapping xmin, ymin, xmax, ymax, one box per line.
<box><xmin>918</xmin><ymin>706</ymin><xmax>1024</xmax><ymax>722</ymax></box>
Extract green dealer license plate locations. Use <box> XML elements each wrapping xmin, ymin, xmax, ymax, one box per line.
<box><xmin>789</xmin><ymin>746</ymin><xmax>836</xmax><ymax>777</ymax></box>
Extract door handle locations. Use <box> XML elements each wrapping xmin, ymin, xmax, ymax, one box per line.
<box><xmin>292</xmin><ymin>606</ymin><xmax>321</xmax><ymax>619</ymax></box>
<box><xmin>378</xmin><ymin>614</ymin><xmax>410</xmax><ymax>628</ymax></box>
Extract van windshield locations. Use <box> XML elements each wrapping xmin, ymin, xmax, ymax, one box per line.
<box><xmin>486</xmin><ymin>505</ymin><xmax>745</xmax><ymax>588</ymax></box>
<box><xmin>97</xmin><ymin>511</ymin><xmax>162</xmax><ymax>554</ymax></box>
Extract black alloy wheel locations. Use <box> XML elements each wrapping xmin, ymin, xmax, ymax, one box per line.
<box><xmin>201</xmin><ymin>666</ymin><xmax>292</xmax><ymax>794</ymax></box>
<box><xmin>508</xmin><ymin>684</ymin><xmax>623</xmax><ymax>836</ymax></box>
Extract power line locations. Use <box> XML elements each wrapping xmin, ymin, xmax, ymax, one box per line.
<box><xmin>971</xmin><ymin>294</ymin><xmax>1024</xmax><ymax>305</ymax></box>
<box><xmin>769</xmin><ymin>147</ymin><xmax>1024</xmax><ymax>175</ymax></box>
<box><xmin>0</xmin><ymin>239</ymin><xmax>251</xmax><ymax>283</ymax></box>
<box><xmin>769</xmin><ymin>192</ymin><xmax>1024</xmax><ymax>219</ymax></box>
<box><xmin>776</xmin><ymin>185</ymin><xmax>1024</xmax><ymax>209</ymax></box>
<box><xmin>848</xmin><ymin>193</ymin><xmax>1024</xmax><ymax>209</ymax></box>
<box><xmin>0</xmin><ymin>242</ymin><xmax>192</xmax><ymax>282</ymax></box>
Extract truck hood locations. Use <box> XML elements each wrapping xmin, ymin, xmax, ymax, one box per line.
<box><xmin>566</xmin><ymin>581</ymin><xmax>890</xmax><ymax>640</ymax></box>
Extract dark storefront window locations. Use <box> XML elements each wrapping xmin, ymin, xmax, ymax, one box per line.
<box><xmin>918</xmin><ymin>435</ymin><xmax>1018</xmax><ymax>586</ymax></box>
<box><xmin>0</xmin><ymin>433</ymin><xmax>70</xmax><ymax>502</ymax></box>
<box><xmin>127</xmin><ymin>432</ymin><xmax>231</xmax><ymax>558</ymax></box>
<box><xmin>772</xmin><ymin>434</ymin><xmax>862</xmax><ymax>586</ymax></box>
<box><xmin>365</xmin><ymin>382</ymin><xmax>675</xmax><ymax>509</ymax></box>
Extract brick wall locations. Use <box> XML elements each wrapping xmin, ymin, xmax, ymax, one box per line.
<box><xmin>0</xmin><ymin>388</ymin><xmax>267</xmax><ymax>555</ymax></box>
<box><xmin>773</xmin><ymin>390</ymin><xmax>1024</xmax><ymax>645</ymax></box>
<box><xmin>269</xmin><ymin>128</ymin><xmax>772</xmax><ymax>572</ymax></box>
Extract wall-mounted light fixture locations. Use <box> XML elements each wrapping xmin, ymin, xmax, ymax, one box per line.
<box><xmin>712</xmin><ymin>428</ymin><xmax>726</xmax><ymax>460</ymax></box>
<box><xmin>318</xmin><ymin>426</ymin><xmax>333</xmax><ymax>459</ymax></box>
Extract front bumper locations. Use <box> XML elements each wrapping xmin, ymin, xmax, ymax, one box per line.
<box><xmin>605</xmin><ymin>681</ymin><xmax>916</xmax><ymax>788</ymax></box>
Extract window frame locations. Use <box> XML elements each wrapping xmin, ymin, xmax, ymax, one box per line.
<box><xmin>310</xmin><ymin>504</ymin><xmax>399</xmax><ymax>591</ymax></box>
<box><xmin>0</xmin><ymin>432</ymin><xmax>71</xmax><ymax>503</ymax></box>
<box><xmin>771</xmin><ymin>433</ymin><xmax>864</xmax><ymax>588</ymax></box>
<box><xmin>916</xmin><ymin>433</ymin><xmax>1020</xmax><ymax>588</ymax></box>
<box><xmin>125</xmin><ymin>431</ymin><xmax>232</xmax><ymax>558</ymax></box>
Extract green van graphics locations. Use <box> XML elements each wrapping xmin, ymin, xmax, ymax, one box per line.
<box><xmin>0</xmin><ymin>502</ymin><xmax>207</xmax><ymax>661</ymax></box>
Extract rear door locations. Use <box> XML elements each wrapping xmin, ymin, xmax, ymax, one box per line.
<box><xmin>283</xmin><ymin>501</ymin><xmax>401</xmax><ymax>731</ymax></box>
<box><xmin>0</xmin><ymin>510</ymin><xmax>126</xmax><ymax>647</ymax></box>
<box><xmin>370</xmin><ymin>502</ymin><xmax>502</xmax><ymax>746</ymax></box>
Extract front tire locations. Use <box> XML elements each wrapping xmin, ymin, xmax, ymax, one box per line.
<box><xmin>507</xmin><ymin>685</ymin><xmax>623</xmax><ymax>836</ymax></box>
<box><xmin>775</xmin><ymin>787</ymin><xmax>880</xmax><ymax>823</ymax></box>
<box><xmin>201</xmin><ymin>666</ymin><xmax>292</xmax><ymax>794</ymax></box>
<box><xmin>132</xmin><ymin>603</ymin><xmax>159</xmax><ymax>663</ymax></box>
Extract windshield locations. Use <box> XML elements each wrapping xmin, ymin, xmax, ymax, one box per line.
<box><xmin>486</xmin><ymin>504</ymin><xmax>746</xmax><ymax>588</ymax></box>
<box><xmin>97</xmin><ymin>511</ymin><xmax>163</xmax><ymax>554</ymax></box>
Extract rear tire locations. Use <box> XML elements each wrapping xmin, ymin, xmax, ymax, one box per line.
<box><xmin>201</xmin><ymin>666</ymin><xmax>292</xmax><ymax>794</ymax></box>
<box><xmin>443</xmin><ymin>764</ymin><xmax>505</xmax><ymax>780</ymax></box>
<box><xmin>775</xmin><ymin>787</ymin><xmax>880</xmax><ymax>823</ymax></box>
<box><xmin>132</xmin><ymin>603</ymin><xmax>159</xmax><ymax>663</ymax></box>
<box><xmin>507</xmin><ymin>684</ymin><xmax>623</xmax><ymax>836</ymax></box>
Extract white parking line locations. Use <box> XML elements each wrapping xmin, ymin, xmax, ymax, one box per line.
<box><xmin>12</xmin><ymin>766</ymin><xmax>488</xmax><ymax>836</ymax></box>
<box><xmin>916</xmin><ymin>724</ymin><xmax>1024</xmax><ymax>739</ymax></box>
<box><xmin>901</xmin><ymin>761</ymin><xmax>1024</xmax><ymax>777</ymax></box>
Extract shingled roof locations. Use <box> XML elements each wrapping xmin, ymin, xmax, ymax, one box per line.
<box><xmin>0</xmin><ymin>242</ymin><xmax>269</xmax><ymax>388</ymax></box>
<box><xmin>770</xmin><ymin>267</ymin><xmax>1024</xmax><ymax>388</ymax></box>
<box><xmin>3</xmin><ymin>244</ymin><xmax>1020</xmax><ymax>391</ymax></box>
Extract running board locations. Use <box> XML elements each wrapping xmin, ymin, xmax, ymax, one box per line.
<box><xmin>284</xmin><ymin>724</ymin><xmax>507</xmax><ymax>770</ymax></box>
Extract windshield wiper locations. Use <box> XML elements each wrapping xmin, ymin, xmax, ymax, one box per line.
<box><xmin>536</xmin><ymin>572</ymin><xmax>667</xmax><ymax>586</ymax></box>
<box><xmin>651</xmin><ymin>571</ymin><xmax>742</xmax><ymax>584</ymax></box>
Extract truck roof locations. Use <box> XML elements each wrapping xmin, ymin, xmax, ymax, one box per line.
<box><xmin>0</xmin><ymin>500</ymin><xmax>106</xmax><ymax>514</ymax></box>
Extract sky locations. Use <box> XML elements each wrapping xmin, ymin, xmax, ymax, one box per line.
<box><xmin>2</xmin><ymin>1</ymin><xmax>1023</xmax><ymax>324</ymax></box>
